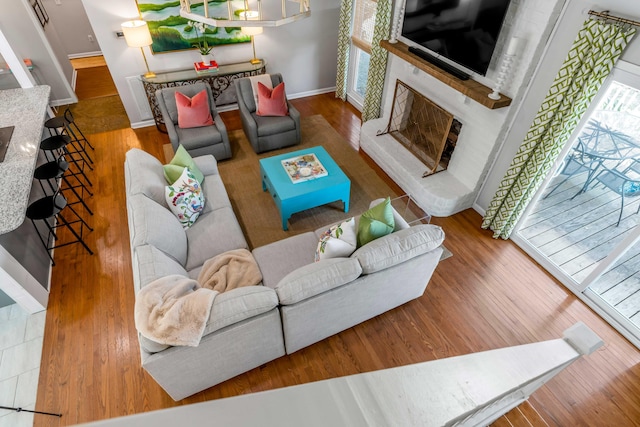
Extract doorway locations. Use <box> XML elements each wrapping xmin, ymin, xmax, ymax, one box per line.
<box><xmin>57</xmin><ymin>56</ymin><xmax>129</xmax><ymax>134</ymax></box>
<box><xmin>513</xmin><ymin>63</ymin><xmax>640</xmax><ymax>347</ymax></box>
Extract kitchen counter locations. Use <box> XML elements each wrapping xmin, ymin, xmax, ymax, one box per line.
<box><xmin>0</xmin><ymin>85</ymin><xmax>51</xmax><ymax>234</ymax></box>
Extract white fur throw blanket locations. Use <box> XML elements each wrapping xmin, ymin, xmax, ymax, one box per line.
<box><xmin>197</xmin><ymin>248</ymin><xmax>263</xmax><ymax>293</ymax></box>
<box><xmin>135</xmin><ymin>249</ymin><xmax>262</xmax><ymax>347</ymax></box>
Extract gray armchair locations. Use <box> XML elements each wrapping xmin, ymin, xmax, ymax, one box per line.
<box><xmin>235</xmin><ymin>73</ymin><xmax>301</xmax><ymax>154</ymax></box>
<box><xmin>156</xmin><ymin>82</ymin><xmax>231</xmax><ymax>160</ymax></box>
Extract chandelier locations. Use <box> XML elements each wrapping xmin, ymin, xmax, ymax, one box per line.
<box><xmin>179</xmin><ymin>0</ymin><xmax>311</xmax><ymax>28</ymax></box>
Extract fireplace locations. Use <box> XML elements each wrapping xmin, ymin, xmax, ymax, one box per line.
<box><xmin>379</xmin><ymin>80</ymin><xmax>461</xmax><ymax>177</ymax></box>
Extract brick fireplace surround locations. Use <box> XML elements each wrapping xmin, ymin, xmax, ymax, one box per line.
<box><xmin>361</xmin><ymin>118</ymin><xmax>475</xmax><ymax>217</ymax></box>
<box><xmin>359</xmin><ymin>42</ymin><xmax>518</xmax><ymax>217</ymax></box>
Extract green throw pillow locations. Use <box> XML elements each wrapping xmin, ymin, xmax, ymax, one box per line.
<box><xmin>357</xmin><ymin>197</ymin><xmax>395</xmax><ymax>247</ymax></box>
<box><xmin>163</xmin><ymin>144</ymin><xmax>204</xmax><ymax>184</ymax></box>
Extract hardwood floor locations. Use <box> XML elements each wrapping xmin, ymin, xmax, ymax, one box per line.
<box><xmin>70</xmin><ymin>56</ymin><xmax>107</xmax><ymax>70</ymax></box>
<box><xmin>34</xmin><ymin>94</ymin><xmax>640</xmax><ymax>426</ymax></box>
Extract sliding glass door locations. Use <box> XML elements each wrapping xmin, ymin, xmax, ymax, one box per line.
<box><xmin>513</xmin><ymin>63</ymin><xmax>640</xmax><ymax>347</ymax></box>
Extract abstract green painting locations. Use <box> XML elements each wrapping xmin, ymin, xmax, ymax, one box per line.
<box><xmin>137</xmin><ymin>0</ymin><xmax>250</xmax><ymax>54</ymax></box>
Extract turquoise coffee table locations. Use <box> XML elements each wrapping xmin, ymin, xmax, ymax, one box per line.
<box><xmin>259</xmin><ymin>146</ymin><xmax>350</xmax><ymax>230</ymax></box>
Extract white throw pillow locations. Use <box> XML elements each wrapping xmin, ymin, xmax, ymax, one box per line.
<box><xmin>165</xmin><ymin>167</ymin><xmax>205</xmax><ymax>229</ymax></box>
<box><xmin>315</xmin><ymin>217</ymin><xmax>357</xmax><ymax>262</ymax></box>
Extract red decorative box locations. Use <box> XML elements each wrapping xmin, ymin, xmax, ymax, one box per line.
<box><xmin>194</xmin><ymin>61</ymin><xmax>219</xmax><ymax>73</ymax></box>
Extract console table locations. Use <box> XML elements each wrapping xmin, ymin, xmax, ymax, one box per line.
<box><xmin>141</xmin><ymin>60</ymin><xmax>266</xmax><ymax>132</ymax></box>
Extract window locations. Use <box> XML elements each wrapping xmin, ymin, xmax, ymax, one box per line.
<box><xmin>347</xmin><ymin>0</ymin><xmax>377</xmax><ymax>109</ymax></box>
<box><xmin>352</xmin><ymin>0</ymin><xmax>377</xmax><ymax>51</ymax></box>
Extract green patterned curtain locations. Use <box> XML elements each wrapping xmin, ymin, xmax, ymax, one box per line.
<box><xmin>361</xmin><ymin>0</ymin><xmax>392</xmax><ymax>122</ymax></box>
<box><xmin>335</xmin><ymin>0</ymin><xmax>353</xmax><ymax>101</ymax></box>
<box><xmin>482</xmin><ymin>19</ymin><xmax>636</xmax><ymax>239</ymax></box>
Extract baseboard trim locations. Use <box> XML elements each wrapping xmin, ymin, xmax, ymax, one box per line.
<box><xmin>345</xmin><ymin>94</ymin><xmax>364</xmax><ymax>112</ymax></box>
<box><xmin>131</xmin><ymin>119</ymin><xmax>156</xmax><ymax>129</ymax></box>
<box><xmin>288</xmin><ymin>86</ymin><xmax>335</xmax><ymax>100</ymax></box>
<box><xmin>472</xmin><ymin>203</ymin><xmax>486</xmax><ymax>217</ymax></box>
<box><xmin>67</xmin><ymin>51</ymin><xmax>103</xmax><ymax>60</ymax></box>
<box><xmin>215</xmin><ymin>87</ymin><xmax>336</xmax><ymax>113</ymax></box>
<box><xmin>131</xmin><ymin>87</ymin><xmax>336</xmax><ymax>129</ymax></box>
<box><xmin>217</xmin><ymin>104</ymin><xmax>238</xmax><ymax>113</ymax></box>
<box><xmin>50</xmin><ymin>98</ymin><xmax>76</xmax><ymax>107</ymax></box>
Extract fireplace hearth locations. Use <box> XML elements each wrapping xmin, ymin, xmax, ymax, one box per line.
<box><xmin>378</xmin><ymin>80</ymin><xmax>461</xmax><ymax>177</ymax></box>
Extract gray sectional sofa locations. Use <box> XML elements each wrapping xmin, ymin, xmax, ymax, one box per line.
<box><xmin>124</xmin><ymin>148</ymin><xmax>445</xmax><ymax>401</ymax></box>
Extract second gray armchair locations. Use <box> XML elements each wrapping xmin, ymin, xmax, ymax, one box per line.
<box><xmin>235</xmin><ymin>73</ymin><xmax>301</xmax><ymax>154</ymax></box>
<box><xmin>156</xmin><ymin>82</ymin><xmax>232</xmax><ymax>160</ymax></box>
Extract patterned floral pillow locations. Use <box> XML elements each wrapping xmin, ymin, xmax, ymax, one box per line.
<box><xmin>165</xmin><ymin>167</ymin><xmax>205</xmax><ymax>229</ymax></box>
<box><xmin>315</xmin><ymin>217</ymin><xmax>357</xmax><ymax>262</ymax></box>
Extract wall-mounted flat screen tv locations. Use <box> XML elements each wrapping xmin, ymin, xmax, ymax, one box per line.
<box><xmin>401</xmin><ymin>0</ymin><xmax>512</xmax><ymax>76</ymax></box>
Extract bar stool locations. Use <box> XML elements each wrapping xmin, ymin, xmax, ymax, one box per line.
<box><xmin>26</xmin><ymin>188</ymin><xmax>93</xmax><ymax>266</ymax></box>
<box><xmin>44</xmin><ymin>108</ymin><xmax>94</xmax><ymax>165</ymax></box>
<box><xmin>40</xmin><ymin>134</ymin><xmax>93</xmax><ymax>184</ymax></box>
<box><xmin>33</xmin><ymin>156</ymin><xmax>93</xmax><ymax>216</ymax></box>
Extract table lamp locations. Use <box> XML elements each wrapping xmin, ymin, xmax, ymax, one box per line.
<box><xmin>240</xmin><ymin>9</ymin><xmax>263</xmax><ymax>65</ymax></box>
<box><xmin>121</xmin><ymin>20</ymin><xmax>156</xmax><ymax>78</ymax></box>
<box><xmin>242</xmin><ymin>26</ymin><xmax>263</xmax><ymax>65</ymax></box>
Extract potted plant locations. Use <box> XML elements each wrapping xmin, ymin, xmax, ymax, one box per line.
<box><xmin>189</xmin><ymin>21</ymin><xmax>214</xmax><ymax>64</ymax></box>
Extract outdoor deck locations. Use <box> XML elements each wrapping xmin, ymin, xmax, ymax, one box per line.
<box><xmin>519</xmin><ymin>172</ymin><xmax>640</xmax><ymax>327</ymax></box>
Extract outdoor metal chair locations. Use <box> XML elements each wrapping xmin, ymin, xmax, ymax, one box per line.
<box><xmin>592</xmin><ymin>159</ymin><xmax>640</xmax><ymax>226</ymax></box>
<box><xmin>544</xmin><ymin>139</ymin><xmax>603</xmax><ymax>199</ymax></box>
<box><xmin>579</xmin><ymin>119</ymin><xmax>639</xmax><ymax>159</ymax></box>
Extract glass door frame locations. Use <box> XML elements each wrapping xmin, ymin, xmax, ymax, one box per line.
<box><xmin>344</xmin><ymin>0</ymin><xmax>376</xmax><ymax>112</ymax></box>
<box><xmin>0</xmin><ymin>28</ymin><xmax>36</xmax><ymax>88</ymax></box>
<box><xmin>510</xmin><ymin>61</ymin><xmax>640</xmax><ymax>348</ymax></box>
<box><xmin>346</xmin><ymin>45</ymin><xmax>369</xmax><ymax>111</ymax></box>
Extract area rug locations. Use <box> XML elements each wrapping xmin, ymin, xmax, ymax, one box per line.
<box><xmin>56</xmin><ymin>95</ymin><xmax>129</xmax><ymax>135</ymax></box>
<box><xmin>74</xmin><ymin>65</ymin><xmax>118</xmax><ymax>100</ymax></box>
<box><xmin>164</xmin><ymin>114</ymin><xmax>453</xmax><ymax>260</ymax></box>
<box><xmin>165</xmin><ymin>115</ymin><xmax>403</xmax><ymax>248</ymax></box>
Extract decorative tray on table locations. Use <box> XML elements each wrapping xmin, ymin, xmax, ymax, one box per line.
<box><xmin>281</xmin><ymin>153</ymin><xmax>328</xmax><ymax>184</ymax></box>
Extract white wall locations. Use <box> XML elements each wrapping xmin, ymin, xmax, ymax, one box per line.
<box><xmin>81</xmin><ymin>0</ymin><xmax>341</xmax><ymax>127</ymax></box>
<box><xmin>476</xmin><ymin>0</ymin><xmax>640</xmax><ymax>212</ymax></box>
<box><xmin>42</xmin><ymin>0</ymin><xmax>100</xmax><ymax>57</ymax></box>
<box><xmin>0</xmin><ymin>0</ymin><xmax>76</xmax><ymax>104</ymax></box>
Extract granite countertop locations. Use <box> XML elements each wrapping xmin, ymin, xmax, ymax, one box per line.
<box><xmin>0</xmin><ymin>86</ymin><xmax>51</xmax><ymax>234</ymax></box>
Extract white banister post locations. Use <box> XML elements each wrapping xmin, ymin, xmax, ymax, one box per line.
<box><xmin>563</xmin><ymin>321</ymin><xmax>604</xmax><ymax>355</ymax></box>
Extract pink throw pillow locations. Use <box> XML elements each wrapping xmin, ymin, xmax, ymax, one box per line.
<box><xmin>257</xmin><ymin>82</ymin><xmax>289</xmax><ymax>117</ymax></box>
<box><xmin>175</xmin><ymin>90</ymin><xmax>214</xmax><ymax>129</ymax></box>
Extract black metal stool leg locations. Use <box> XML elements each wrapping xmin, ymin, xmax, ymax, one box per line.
<box><xmin>29</xmin><ymin>149</ymin><xmax>94</xmax><ymax>264</ymax></box>
<box><xmin>57</xmin><ymin>211</ymin><xmax>93</xmax><ymax>256</ymax></box>
<box><xmin>62</xmin><ymin>174</ymin><xmax>93</xmax><ymax>216</ymax></box>
<box><xmin>64</xmin><ymin>108</ymin><xmax>94</xmax><ymax>150</ymax></box>
<box><xmin>62</xmin><ymin>146</ymin><xmax>93</xmax><ymax>187</ymax></box>
<box><xmin>63</xmin><ymin>140</ymin><xmax>94</xmax><ymax>172</ymax></box>
<box><xmin>72</xmin><ymin>121</ymin><xmax>94</xmax><ymax>150</ymax></box>
<box><xmin>29</xmin><ymin>219</ymin><xmax>55</xmax><ymax>266</ymax></box>
<box><xmin>64</xmin><ymin>126</ymin><xmax>94</xmax><ymax>165</ymax></box>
